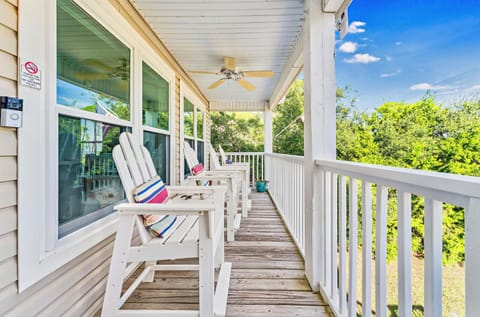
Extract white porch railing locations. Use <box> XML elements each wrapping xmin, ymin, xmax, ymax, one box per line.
<box><xmin>224</xmin><ymin>152</ymin><xmax>265</xmax><ymax>186</ymax></box>
<box><xmin>261</xmin><ymin>152</ymin><xmax>479</xmax><ymax>317</ymax></box>
<box><xmin>264</xmin><ymin>153</ymin><xmax>305</xmax><ymax>256</ymax></box>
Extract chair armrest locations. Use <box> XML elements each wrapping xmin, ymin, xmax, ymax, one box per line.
<box><xmin>199</xmin><ymin>170</ymin><xmax>242</xmax><ymax>177</ymax></box>
<box><xmin>115</xmin><ymin>200</ymin><xmax>217</xmax><ymax>216</ymax></box>
<box><xmin>167</xmin><ymin>185</ymin><xmax>227</xmax><ymax>195</ymax></box>
<box><xmin>188</xmin><ymin>174</ymin><xmax>240</xmax><ymax>182</ymax></box>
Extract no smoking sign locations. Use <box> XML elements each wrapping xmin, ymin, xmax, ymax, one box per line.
<box><xmin>20</xmin><ymin>59</ymin><xmax>41</xmax><ymax>90</ymax></box>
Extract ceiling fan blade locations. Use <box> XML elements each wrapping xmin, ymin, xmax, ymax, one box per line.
<box><xmin>189</xmin><ymin>70</ymin><xmax>218</xmax><ymax>75</ymax></box>
<box><xmin>208</xmin><ymin>79</ymin><xmax>226</xmax><ymax>89</ymax></box>
<box><xmin>237</xmin><ymin>79</ymin><xmax>256</xmax><ymax>91</ymax></box>
<box><xmin>75</xmin><ymin>72</ymin><xmax>110</xmax><ymax>80</ymax></box>
<box><xmin>243</xmin><ymin>70</ymin><xmax>274</xmax><ymax>78</ymax></box>
<box><xmin>224</xmin><ymin>56</ymin><xmax>236</xmax><ymax>70</ymax></box>
<box><xmin>83</xmin><ymin>58</ymin><xmax>114</xmax><ymax>72</ymax></box>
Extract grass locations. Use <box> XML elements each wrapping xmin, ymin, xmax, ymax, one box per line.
<box><xmin>348</xmin><ymin>252</ymin><xmax>465</xmax><ymax>317</ymax></box>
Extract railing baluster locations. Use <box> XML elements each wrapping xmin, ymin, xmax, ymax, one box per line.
<box><xmin>362</xmin><ymin>181</ymin><xmax>373</xmax><ymax>317</ymax></box>
<box><xmin>424</xmin><ymin>199</ymin><xmax>443</xmax><ymax>317</ymax></box>
<box><xmin>331</xmin><ymin>173</ymin><xmax>338</xmax><ymax>302</ymax></box>
<box><xmin>398</xmin><ymin>191</ymin><xmax>412</xmax><ymax>317</ymax></box>
<box><xmin>376</xmin><ymin>186</ymin><xmax>388</xmax><ymax>317</ymax></box>
<box><xmin>339</xmin><ymin>175</ymin><xmax>347</xmax><ymax>314</ymax></box>
<box><xmin>466</xmin><ymin>198</ymin><xmax>480</xmax><ymax>317</ymax></box>
<box><xmin>348</xmin><ymin>178</ymin><xmax>358</xmax><ymax>317</ymax></box>
<box><xmin>325</xmin><ymin>171</ymin><xmax>332</xmax><ymax>291</ymax></box>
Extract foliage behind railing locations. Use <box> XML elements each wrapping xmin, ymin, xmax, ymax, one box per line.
<box><xmin>224</xmin><ymin>152</ymin><xmax>265</xmax><ymax>186</ymax></box>
<box><xmin>262</xmin><ymin>153</ymin><xmax>479</xmax><ymax>316</ymax></box>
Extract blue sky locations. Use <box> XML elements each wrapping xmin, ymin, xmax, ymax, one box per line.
<box><xmin>335</xmin><ymin>0</ymin><xmax>480</xmax><ymax>110</ymax></box>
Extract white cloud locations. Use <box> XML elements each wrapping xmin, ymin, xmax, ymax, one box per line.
<box><xmin>395</xmin><ymin>41</ymin><xmax>402</xmax><ymax>46</ymax></box>
<box><xmin>349</xmin><ymin>21</ymin><xmax>366</xmax><ymax>34</ymax></box>
<box><xmin>381</xmin><ymin>69</ymin><xmax>401</xmax><ymax>78</ymax></box>
<box><xmin>409</xmin><ymin>83</ymin><xmax>451</xmax><ymax>91</ymax></box>
<box><xmin>339</xmin><ymin>41</ymin><xmax>358</xmax><ymax>53</ymax></box>
<box><xmin>470</xmin><ymin>84</ymin><xmax>480</xmax><ymax>90</ymax></box>
<box><xmin>344</xmin><ymin>53</ymin><xmax>380</xmax><ymax>64</ymax></box>
<box><xmin>385</xmin><ymin>56</ymin><xmax>393</xmax><ymax>62</ymax></box>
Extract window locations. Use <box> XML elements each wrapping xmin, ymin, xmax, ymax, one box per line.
<box><xmin>142</xmin><ymin>62</ymin><xmax>171</xmax><ymax>183</ymax></box>
<box><xmin>182</xmin><ymin>95</ymin><xmax>206</xmax><ymax>178</ymax></box>
<box><xmin>17</xmin><ymin>0</ymin><xmax>176</xmax><ymax>291</ymax></box>
<box><xmin>58</xmin><ymin>116</ymin><xmax>126</xmax><ymax>237</ymax></box>
<box><xmin>56</xmin><ymin>0</ymin><xmax>130</xmax><ymax>237</ymax></box>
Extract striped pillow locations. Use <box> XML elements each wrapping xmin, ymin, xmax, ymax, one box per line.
<box><xmin>133</xmin><ymin>176</ymin><xmax>177</xmax><ymax>238</ymax></box>
<box><xmin>192</xmin><ymin>163</ymin><xmax>204</xmax><ymax>175</ymax></box>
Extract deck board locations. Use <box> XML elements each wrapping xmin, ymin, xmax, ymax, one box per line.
<box><xmin>120</xmin><ymin>192</ymin><xmax>332</xmax><ymax>316</ymax></box>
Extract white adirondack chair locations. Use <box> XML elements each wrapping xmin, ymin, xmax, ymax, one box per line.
<box><xmin>218</xmin><ymin>145</ymin><xmax>250</xmax><ymax>170</ymax></box>
<box><xmin>183</xmin><ymin>141</ymin><xmax>241</xmax><ymax>241</ymax></box>
<box><xmin>102</xmin><ymin>132</ymin><xmax>231</xmax><ymax>317</ymax></box>
<box><xmin>209</xmin><ymin>143</ymin><xmax>251</xmax><ymax>217</ymax></box>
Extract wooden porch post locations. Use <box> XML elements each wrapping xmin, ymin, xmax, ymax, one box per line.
<box><xmin>264</xmin><ymin>108</ymin><xmax>273</xmax><ymax>154</ymax></box>
<box><xmin>303</xmin><ymin>0</ymin><xmax>337</xmax><ymax>291</ymax></box>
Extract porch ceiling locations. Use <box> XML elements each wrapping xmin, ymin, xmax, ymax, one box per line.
<box><xmin>130</xmin><ymin>0</ymin><xmax>305</xmax><ymax>110</ymax></box>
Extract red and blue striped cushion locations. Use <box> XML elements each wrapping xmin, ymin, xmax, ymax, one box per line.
<box><xmin>192</xmin><ymin>163</ymin><xmax>204</xmax><ymax>175</ymax></box>
<box><xmin>133</xmin><ymin>176</ymin><xmax>177</xmax><ymax>238</ymax></box>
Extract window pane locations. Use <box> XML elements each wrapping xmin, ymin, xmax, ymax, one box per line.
<box><xmin>57</xmin><ymin>0</ymin><xmax>130</xmax><ymax>120</ymax></box>
<box><xmin>197</xmin><ymin>141</ymin><xmax>205</xmax><ymax>164</ymax></box>
<box><xmin>58</xmin><ymin>115</ymin><xmax>125</xmax><ymax>237</ymax></box>
<box><xmin>142</xmin><ymin>62</ymin><xmax>169</xmax><ymax>130</ymax></box>
<box><xmin>197</xmin><ymin>110</ymin><xmax>204</xmax><ymax>139</ymax></box>
<box><xmin>184</xmin><ymin>98</ymin><xmax>194</xmax><ymax>137</ymax></box>
<box><xmin>144</xmin><ymin>131</ymin><xmax>170</xmax><ymax>184</ymax></box>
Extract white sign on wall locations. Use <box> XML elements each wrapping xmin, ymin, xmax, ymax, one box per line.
<box><xmin>20</xmin><ymin>59</ymin><xmax>42</xmax><ymax>90</ymax></box>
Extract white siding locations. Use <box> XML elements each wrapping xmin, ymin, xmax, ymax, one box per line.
<box><xmin>0</xmin><ymin>0</ymin><xmax>211</xmax><ymax>315</ymax></box>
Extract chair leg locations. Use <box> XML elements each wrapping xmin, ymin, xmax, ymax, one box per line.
<box><xmin>215</xmin><ymin>225</ymin><xmax>225</xmax><ymax>268</ymax></box>
<box><xmin>242</xmin><ymin>175</ymin><xmax>249</xmax><ymax>217</ymax></box>
<box><xmin>102</xmin><ymin>214</ymin><xmax>135</xmax><ymax>317</ymax></box>
<box><xmin>226</xmin><ymin>185</ymin><xmax>236</xmax><ymax>242</ymax></box>
<box><xmin>199</xmin><ymin>214</ymin><xmax>215</xmax><ymax>317</ymax></box>
<box><xmin>143</xmin><ymin>261</ymin><xmax>156</xmax><ymax>282</ymax></box>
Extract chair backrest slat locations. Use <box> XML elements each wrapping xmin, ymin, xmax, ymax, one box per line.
<box><xmin>184</xmin><ymin>141</ymin><xmax>200</xmax><ymax>172</ymax></box>
<box><xmin>218</xmin><ymin>145</ymin><xmax>227</xmax><ymax>164</ymax></box>
<box><xmin>209</xmin><ymin>143</ymin><xmax>221</xmax><ymax>169</ymax></box>
<box><xmin>126</xmin><ymin>133</ymin><xmax>150</xmax><ymax>183</ymax></box>
<box><xmin>142</xmin><ymin>146</ymin><xmax>157</xmax><ymax>179</ymax></box>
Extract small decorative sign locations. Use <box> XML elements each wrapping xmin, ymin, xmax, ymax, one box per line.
<box><xmin>20</xmin><ymin>59</ymin><xmax>42</xmax><ymax>90</ymax></box>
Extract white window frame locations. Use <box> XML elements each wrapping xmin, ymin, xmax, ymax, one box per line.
<box><xmin>179</xmin><ymin>81</ymin><xmax>207</xmax><ymax>184</ymax></box>
<box><xmin>137</xmin><ymin>58</ymin><xmax>176</xmax><ymax>185</ymax></box>
<box><xmin>17</xmin><ymin>0</ymin><xmax>175</xmax><ymax>292</ymax></box>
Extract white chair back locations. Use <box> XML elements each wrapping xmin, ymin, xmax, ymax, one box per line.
<box><xmin>209</xmin><ymin>143</ymin><xmax>222</xmax><ymax>169</ymax></box>
<box><xmin>112</xmin><ymin>132</ymin><xmax>158</xmax><ymax>244</ymax></box>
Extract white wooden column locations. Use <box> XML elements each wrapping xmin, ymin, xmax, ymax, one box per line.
<box><xmin>264</xmin><ymin>108</ymin><xmax>273</xmax><ymax>153</ymax></box>
<box><xmin>303</xmin><ymin>0</ymin><xmax>337</xmax><ymax>291</ymax></box>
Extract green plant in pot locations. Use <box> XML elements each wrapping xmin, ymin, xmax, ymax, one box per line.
<box><xmin>255</xmin><ymin>179</ymin><xmax>269</xmax><ymax>192</ymax></box>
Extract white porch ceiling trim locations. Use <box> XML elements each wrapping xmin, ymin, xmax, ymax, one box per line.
<box><xmin>269</xmin><ymin>29</ymin><xmax>304</xmax><ymax>110</ymax></box>
<box><xmin>210</xmin><ymin>100</ymin><xmax>269</xmax><ymax>112</ymax></box>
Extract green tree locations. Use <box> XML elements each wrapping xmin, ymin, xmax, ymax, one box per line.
<box><xmin>273</xmin><ymin>80</ymin><xmax>304</xmax><ymax>155</ymax></box>
<box><xmin>210</xmin><ymin>112</ymin><xmax>264</xmax><ymax>152</ymax></box>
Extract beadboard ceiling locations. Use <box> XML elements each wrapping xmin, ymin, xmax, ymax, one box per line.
<box><xmin>130</xmin><ymin>0</ymin><xmax>305</xmax><ymax>110</ymax></box>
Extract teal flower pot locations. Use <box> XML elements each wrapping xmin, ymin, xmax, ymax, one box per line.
<box><xmin>255</xmin><ymin>181</ymin><xmax>267</xmax><ymax>193</ymax></box>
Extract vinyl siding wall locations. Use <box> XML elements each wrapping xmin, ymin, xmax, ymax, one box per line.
<box><xmin>0</xmin><ymin>0</ymin><xmax>209</xmax><ymax>315</ymax></box>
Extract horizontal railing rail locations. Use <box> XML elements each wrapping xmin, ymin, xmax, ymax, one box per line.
<box><xmin>265</xmin><ymin>153</ymin><xmax>305</xmax><ymax>256</ymax></box>
<box><xmin>224</xmin><ymin>152</ymin><xmax>265</xmax><ymax>186</ymax></box>
<box><xmin>314</xmin><ymin>159</ymin><xmax>480</xmax><ymax>317</ymax></box>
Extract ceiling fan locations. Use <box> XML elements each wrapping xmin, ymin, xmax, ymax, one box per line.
<box><xmin>190</xmin><ymin>56</ymin><xmax>274</xmax><ymax>91</ymax></box>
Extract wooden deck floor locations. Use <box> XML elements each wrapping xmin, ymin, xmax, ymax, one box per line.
<box><xmin>120</xmin><ymin>192</ymin><xmax>332</xmax><ymax>316</ymax></box>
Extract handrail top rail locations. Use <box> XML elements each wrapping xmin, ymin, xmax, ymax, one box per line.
<box><xmin>265</xmin><ymin>152</ymin><xmax>304</xmax><ymax>163</ymax></box>
<box><xmin>315</xmin><ymin>158</ymin><xmax>480</xmax><ymax>201</ymax></box>
<box><xmin>224</xmin><ymin>152</ymin><xmax>265</xmax><ymax>155</ymax></box>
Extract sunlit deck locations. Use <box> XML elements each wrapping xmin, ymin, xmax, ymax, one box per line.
<box><xmin>116</xmin><ymin>192</ymin><xmax>331</xmax><ymax>316</ymax></box>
